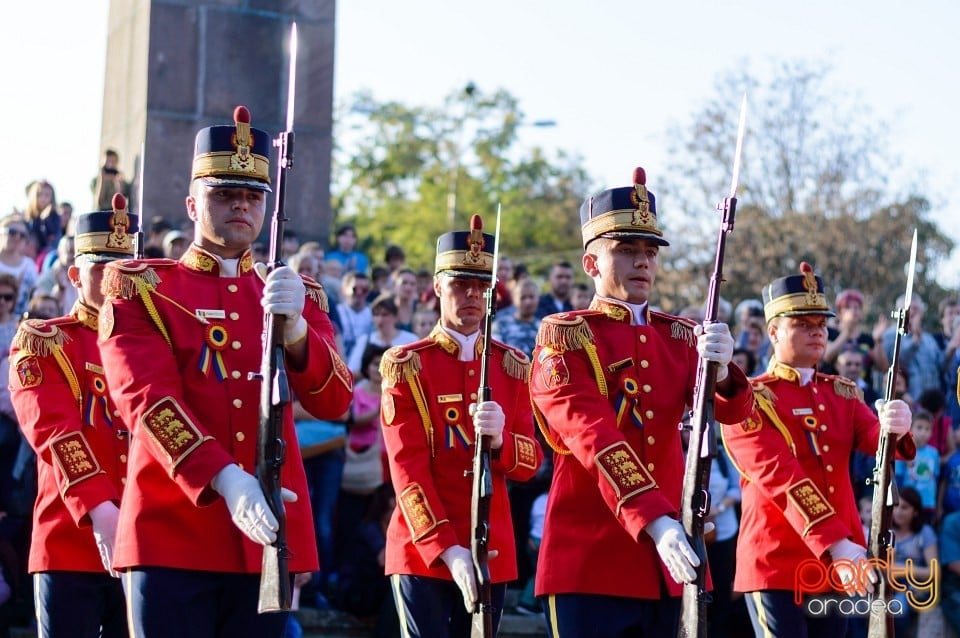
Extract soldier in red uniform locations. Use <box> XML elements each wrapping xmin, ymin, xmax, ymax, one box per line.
<box><xmin>529</xmin><ymin>168</ymin><xmax>755</xmax><ymax>637</ymax></box>
<box><xmin>380</xmin><ymin>215</ymin><xmax>542</xmax><ymax>637</ymax></box>
<box><xmin>97</xmin><ymin>107</ymin><xmax>353</xmax><ymax>637</ymax></box>
<box><xmin>10</xmin><ymin>196</ymin><xmax>139</xmax><ymax>637</ymax></box>
<box><xmin>721</xmin><ymin>263</ymin><xmax>914</xmax><ymax>637</ymax></box>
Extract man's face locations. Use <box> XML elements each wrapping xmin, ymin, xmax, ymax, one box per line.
<box><xmin>396</xmin><ymin>272</ymin><xmax>418</xmax><ymax>300</ymax></box>
<box><xmin>337</xmin><ymin>229</ymin><xmax>357</xmax><ymax>252</ymax></box>
<box><xmin>582</xmin><ymin>238</ymin><xmax>659</xmax><ymax>304</ymax></box>
<box><xmin>549</xmin><ymin>265</ymin><xmax>574</xmax><ymax>298</ymax></box>
<box><xmin>185</xmin><ymin>184</ymin><xmax>266</xmax><ymax>258</ymax></box>
<box><xmin>69</xmin><ymin>256</ymin><xmax>108</xmax><ymax>309</ymax></box>
<box><xmin>434</xmin><ymin>273</ymin><xmax>491</xmax><ymax>335</ymax></box>
<box><xmin>514</xmin><ymin>281</ymin><xmax>539</xmax><ymax>319</ymax></box>
<box><xmin>835</xmin><ymin>350</ymin><xmax>864</xmax><ymax>381</ymax></box>
<box><xmin>769</xmin><ymin>315</ymin><xmax>828</xmax><ymax>368</ymax></box>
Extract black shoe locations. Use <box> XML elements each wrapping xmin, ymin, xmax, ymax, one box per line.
<box><xmin>514</xmin><ymin>603</ymin><xmax>540</xmax><ymax>616</ymax></box>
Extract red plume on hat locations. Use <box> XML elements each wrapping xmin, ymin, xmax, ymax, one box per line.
<box><xmin>631</xmin><ymin>166</ymin><xmax>649</xmax><ymax>212</ymax></box>
<box><xmin>233</xmin><ymin>105</ymin><xmax>252</xmax><ymax>150</ymax></box>
<box><xmin>468</xmin><ymin>214</ymin><xmax>485</xmax><ymax>251</ymax></box>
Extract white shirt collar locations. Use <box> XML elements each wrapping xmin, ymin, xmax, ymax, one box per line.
<box><xmin>798</xmin><ymin>367</ymin><xmax>816</xmax><ymax>385</ymax></box>
<box><xmin>442</xmin><ymin>326</ymin><xmax>481</xmax><ymax>362</ymax></box>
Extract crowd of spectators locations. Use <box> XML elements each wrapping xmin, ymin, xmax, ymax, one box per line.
<box><xmin>3</xmin><ymin>170</ymin><xmax>960</xmax><ymax>636</ymax></box>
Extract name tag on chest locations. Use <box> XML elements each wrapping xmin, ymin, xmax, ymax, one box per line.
<box><xmin>792</xmin><ymin>408</ymin><xmax>814</xmax><ymax>416</ymax></box>
<box><xmin>196</xmin><ymin>309</ymin><xmax>226</xmax><ymax>321</ymax></box>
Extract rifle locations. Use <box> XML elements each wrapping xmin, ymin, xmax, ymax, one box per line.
<box><xmin>134</xmin><ymin>141</ymin><xmax>146</xmax><ymax>259</ymax></box>
<box><xmin>470</xmin><ymin>207</ymin><xmax>501</xmax><ymax>638</ymax></box>
<box><xmin>867</xmin><ymin>229</ymin><xmax>917</xmax><ymax>638</ymax></box>
<box><xmin>678</xmin><ymin>95</ymin><xmax>746</xmax><ymax>638</ymax></box>
<box><xmin>256</xmin><ymin>21</ymin><xmax>298</xmax><ymax>614</ymax></box>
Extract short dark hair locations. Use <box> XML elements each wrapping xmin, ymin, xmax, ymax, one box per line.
<box><xmin>335</xmin><ymin>223</ymin><xmax>356</xmax><ymax>237</ymax></box>
<box><xmin>360</xmin><ymin>343</ymin><xmax>389</xmax><ymax>379</ymax></box>
<box><xmin>385</xmin><ymin>244</ymin><xmax>405</xmax><ymax>262</ymax></box>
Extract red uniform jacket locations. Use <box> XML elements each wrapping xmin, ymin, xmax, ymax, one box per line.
<box><xmin>721</xmin><ymin>361</ymin><xmax>916</xmax><ymax>592</ymax></box>
<box><xmin>529</xmin><ymin>300</ymin><xmax>754</xmax><ymax>599</ymax></box>
<box><xmin>380</xmin><ymin>326</ymin><xmax>542</xmax><ymax>582</ymax></box>
<box><xmin>97</xmin><ymin>246</ymin><xmax>353</xmax><ymax>574</ymax></box>
<box><xmin>10</xmin><ymin>304</ymin><xmax>127</xmax><ymax>573</ymax></box>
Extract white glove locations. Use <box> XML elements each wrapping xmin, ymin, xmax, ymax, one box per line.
<box><xmin>89</xmin><ymin>500</ymin><xmax>120</xmax><ymax>578</ymax></box>
<box><xmin>695</xmin><ymin>322</ymin><xmax>734</xmax><ymax>382</ymax></box>
<box><xmin>827</xmin><ymin>538</ymin><xmax>875</xmax><ymax>596</ymax></box>
<box><xmin>470</xmin><ymin>401</ymin><xmax>505</xmax><ymax>450</ymax></box>
<box><xmin>644</xmin><ymin>515</ymin><xmax>700</xmax><ymax>585</ymax></box>
<box><xmin>440</xmin><ymin>545</ymin><xmax>477</xmax><ymax>612</ymax></box>
<box><xmin>257</xmin><ymin>263</ymin><xmax>308</xmax><ymax>345</ymax></box>
<box><xmin>876</xmin><ymin>399</ymin><xmax>911</xmax><ymax>436</ymax></box>
<box><xmin>211</xmin><ymin>464</ymin><xmax>298</xmax><ymax>546</ymax></box>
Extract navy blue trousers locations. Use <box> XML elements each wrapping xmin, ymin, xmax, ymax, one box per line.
<box><xmin>35</xmin><ymin>571</ymin><xmax>127</xmax><ymax>638</ymax></box>
<box><xmin>745</xmin><ymin>590</ymin><xmax>848</xmax><ymax>638</ymax></box>
<box><xmin>390</xmin><ymin>574</ymin><xmax>506</xmax><ymax>638</ymax></box>
<box><xmin>123</xmin><ymin>567</ymin><xmax>288</xmax><ymax>638</ymax></box>
<box><xmin>542</xmin><ymin>592</ymin><xmax>680</xmax><ymax>638</ymax></box>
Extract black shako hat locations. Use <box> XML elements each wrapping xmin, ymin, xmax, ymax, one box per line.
<box><xmin>434</xmin><ymin>214</ymin><xmax>496</xmax><ymax>281</ymax></box>
<box><xmin>579</xmin><ymin>166</ymin><xmax>667</xmax><ymax>248</ymax></box>
<box><xmin>191</xmin><ymin>105</ymin><xmax>272</xmax><ymax>192</ymax></box>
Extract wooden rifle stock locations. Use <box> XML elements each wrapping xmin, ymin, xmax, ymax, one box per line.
<box><xmin>866</xmin><ymin>305</ymin><xmax>908</xmax><ymax>637</ymax></box>
<box><xmin>678</xmin><ymin>194</ymin><xmax>737</xmax><ymax>638</ymax></box>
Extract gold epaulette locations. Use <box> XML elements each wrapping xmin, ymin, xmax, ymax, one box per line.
<box><xmin>380</xmin><ymin>347</ymin><xmax>422</xmax><ymax>388</ymax></box>
<box><xmin>828</xmin><ymin>374</ymin><xmax>864</xmax><ymax>401</ymax></box>
<box><xmin>500</xmin><ymin>345</ymin><xmax>530</xmax><ymax>381</ymax></box>
<box><xmin>536</xmin><ymin>313</ymin><xmax>595</xmax><ymax>351</ymax></box>
<box><xmin>750</xmin><ymin>378</ymin><xmax>778</xmax><ymax>404</ymax></box>
<box><xmin>12</xmin><ymin>319</ymin><xmax>70</xmax><ymax>357</ymax></box>
<box><xmin>650</xmin><ymin>311</ymin><xmax>697</xmax><ymax>346</ymax></box>
<box><xmin>303</xmin><ymin>277</ymin><xmax>329</xmax><ymax>313</ymax></box>
<box><xmin>102</xmin><ymin>259</ymin><xmax>170</xmax><ymax>300</ymax></box>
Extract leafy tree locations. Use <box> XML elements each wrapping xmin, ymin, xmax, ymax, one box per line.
<box><xmin>655</xmin><ymin>60</ymin><xmax>953</xmax><ymax>323</ymax></box>
<box><xmin>331</xmin><ymin>85</ymin><xmax>591</xmax><ymax>279</ymax></box>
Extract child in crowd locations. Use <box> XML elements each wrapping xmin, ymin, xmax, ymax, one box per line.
<box><xmin>895</xmin><ymin>409</ymin><xmax>940</xmax><ymax>523</ymax></box>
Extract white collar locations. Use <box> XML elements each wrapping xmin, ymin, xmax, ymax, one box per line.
<box><xmin>443</xmin><ymin>326</ymin><xmax>481</xmax><ymax>362</ymax></box>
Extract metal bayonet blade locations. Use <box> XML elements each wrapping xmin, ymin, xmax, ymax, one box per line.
<box><xmin>904</xmin><ymin>229</ymin><xmax>918</xmax><ymax>310</ymax></box>
<box><xmin>728</xmin><ymin>94</ymin><xmax>747</xmax><ymax>199</ymax></box>
<box><xmin>490</xmin><ymin>203</ymin><xmax>502</xmax><ymax>286</ymax></box>
<box><xmin>285</xmin><ymin>23</ymin><xmax>298</xmax><ymax>132</ymax></box>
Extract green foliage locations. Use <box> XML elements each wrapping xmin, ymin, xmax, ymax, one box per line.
<box><xmin>331</xmin><ymin>85</ymin><xmax>590</xmax><ymax>283</ymax></box>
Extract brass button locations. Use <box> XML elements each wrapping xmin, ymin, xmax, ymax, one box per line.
<box><xmin>645</xmin><ymin>410</ymin><xmax>654</xmax><ymax>419</ymax></box>
<box><xmin>642</xmin><ymin>384</ymin><xmax>652</xmax><ymax>393</ymax></box>
<box><xmin>639</xmin><ymin>335</ymin><xmax>647</xmax><ymax>343</ymax></box>
<box><xmin>231</xmin><ymin>340</ymin><xmax>242</xmax><ymax>350</ymax></box>
<box><xmin>231</xmin><ymin>370</ymin><xmax>241</xmax><ymax>379</ymax></box>
<box><xmin>233</xmin><ymin>399</ymin><xmax>243</xmax><ymax>408</ymax></box>
<box><xmin>113</xmin><ymin>409</ymin><xmax>121</xmax><ymax>417</ymax></box>
<box><xmin>120</xmin><ymin>454</ymin><xmax>127</xmax><ymax>463</ymax></box>
<box><xmin>227</xmin><ymin>284</ymin><xmax>238</xmax><ymax>292</ymax></box>
<box><xmin>812</xmin><ymin>388</ymin><xmax>818</xmax><ymax>394</ymax></box>
<box><xmin>820</xmin><ymin>424</ymin><xmax>828</xmax><ymax>431</ymax></box>
<box><xmin>230</xmin><ymin>312</ymin><xmax>240</xmax><ymax>320</ymax></box>
<box><xmin>818</xmin><ymin>404</ymin><xmax>826</xmax><ymax>411</ymax></box>
<box><xmin>640</xmin><ymin>360</ymin><xmax>649</xmax><ymax>368</ymax></box>
<box><xmin>470</xmin><ymin>393</ymin><xmax>477</xmax><ymax>400</ymax></box>
<box><xmin>647</xmin><ymin>463</ymin><xmax>655</xmax><ymax>472</ymax></box>
<box><xmin>236</xmin><ymin>432</ymin><xmax>245</xmax><ymax>442</ymax></box>
<box><xmin>468</xmin><ymin>370</ymin><xmax>476</xmax><ymax>376</ymax></box>
<box><xmin>828</xmin><ymin>486</ymin><xmax>835</xmax><ymax>494</ymax></box>
<box><xmin>121</xmin><ymin>477</ymin><xmax>126</xmax><ymax>485</ymax></box>
<box><xmin>647</xmin><ymin>436</ymin><xmax>655</xmax><ymax>445</ymax></box>
<box><xmin>822</xmin><ymin>444</ymin><xmax>830</xmax><ymax>453</ymax></box>
<box><xmin>117</xmin><ymin>431</ymin><xmax>124</xmax><ymax>440</ymax></box>
<box><xmin>826</xmin><ymin>464</ymin><xmax>834</xmax><ymax>472</ymax></box>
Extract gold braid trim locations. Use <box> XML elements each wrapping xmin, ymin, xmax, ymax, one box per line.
<box><xmin>533</xmin><ymin>399</ymin><xmax>571</xmax><ymax>456</ymax></box>
<box><xmin>102</xmin><ymin>264</ymin><xmax>162</xmax><ymax>300</ymax></box>
<box><xmin>582</xmin><ymin>342</ymin><xmax>608</xmax><ymax>398</ymax></box>
<box><xmin>754</xmin><ymin>391</ymin><xmax>797</xmax><ymax>456</ymax></box>
<box><xmin>501</xmin><ymin>348</ymin><xmax>530</xmax><ymax>381</ymax></box>
<box><xmin>833</xmin><ymin>377</ymin><xmax>863</xmax><ymax>401</ymax></box>
<box><xmin>134</xmin><ymin>278</ymin><xmax>172</xmax><ymax>348</ymax></box>
<box><xmin>13</xmin><ymin>321</ymin><xmax>69</xmax><ymax>357</ymax></box>
<box><xmin>535</xmin><ymin>315</ymin><xmax>594</xmax><ymax>351</ymax></box>
<box><xmin>380</xmin><ymin>348</ymin><xmax>422</xmax><ymax>388</ymax></box>
<box><xmin>379</xmin><ymin>348</ymin><xmax>434</xmax><ymax>456</ymax></box>
<box><xmin>52</xmin><ymin>347</ymin><xmax>82</xmax><ymax>404</ymax></box>
<box><xmin>304</xmin><ymin>281</ymin><xmax>329</xmax><ymax>313</ymax></box>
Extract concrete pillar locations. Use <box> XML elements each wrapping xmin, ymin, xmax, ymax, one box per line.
<box><xmin>100</xmin><ymin>0</ymin><xmax>335</xmax><ymax>244</ymax></box>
